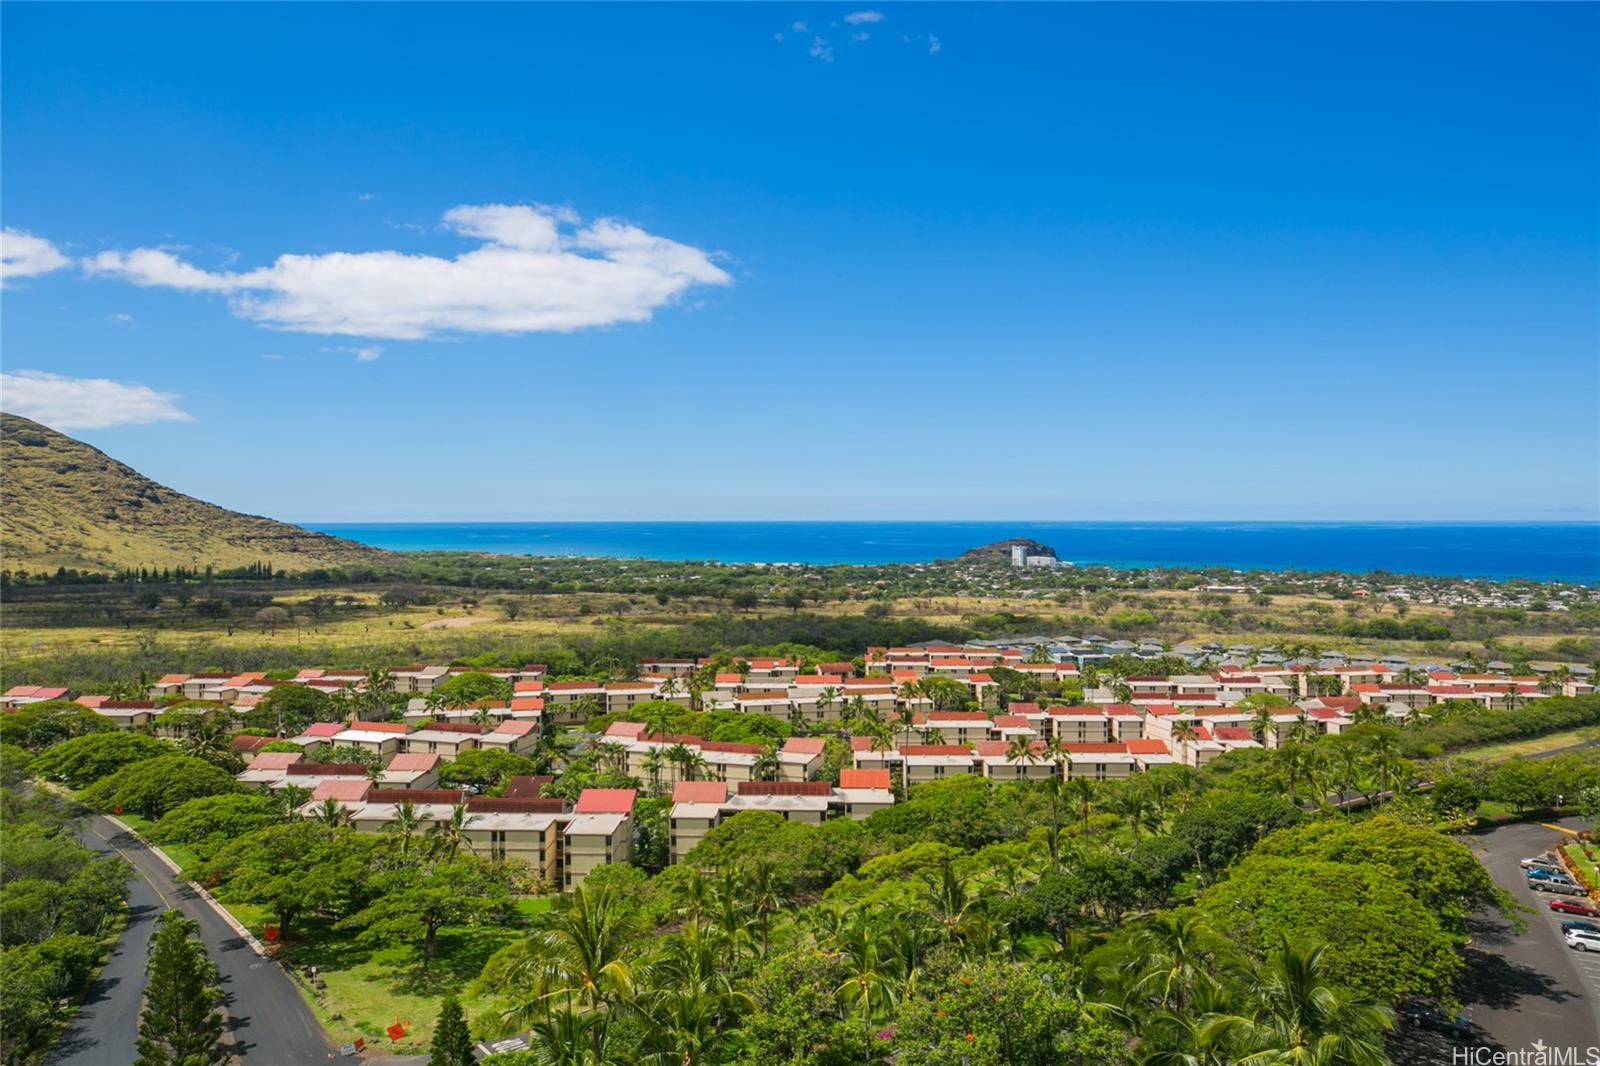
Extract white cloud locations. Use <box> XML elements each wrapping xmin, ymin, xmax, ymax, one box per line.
<box><xmin>79</xmin><ymin>203</ymin><xmax>731</xmax><ymax>340</ymax></box>
<box><xmin>851</xmin><ymin>31</ymin><xmax>870</xmax><ymax>42</ymax></box>
<box><xmin>1</xmin><ymin>229</ymin><xmax>70</xmax><ymax>284</ymax></box>
<box><xmin>107</xmin><ymin>312</ymin><xmax>134</xmax><ymax>325</ymax></box>
<box><xmin>0</xmin><ymin>370</ymin><xmax>194</xmax><ymax>430</ymax></box>
<box><xmin>844</xmin><ymin>10</ymin><xmax>883</xmax><ymax>24</ymax></box>
<box><xmin>928</xmin><ymin>33</ymin><xmax>941</xmax><ymax>53</ymax></box>
<box><xmin>809</xmin><ymin>36</ymin><xmax>835</xmax><ymax>62</ymax></box>
<box><xmin>326</xmin><ymin>344</ymin><xmax>384</xmax><ymax>362</ymax></box>
<box><xmin>791</xmin><ymin>20</ymin><xmax>808</xmax><ymax>31</ymax></box>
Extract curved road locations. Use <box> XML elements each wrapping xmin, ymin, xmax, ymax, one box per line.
<box><xmin>49</xmin><ymin>816</ymin><xmax>334</xmax><ymax>1065</ymax></box>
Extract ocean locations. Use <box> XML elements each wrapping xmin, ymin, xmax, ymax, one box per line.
<box><xmin>302</xmin><ymin>521</ymin><xmax>1600</xmax><ymax>583</ymax></box>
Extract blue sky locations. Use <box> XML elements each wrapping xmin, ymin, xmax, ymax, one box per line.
<box><xmin>2</xmin><ymin>3</ymin><xmax>1596</xmax><ymax>522</ymax></box>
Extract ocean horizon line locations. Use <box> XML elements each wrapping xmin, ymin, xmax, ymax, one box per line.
<box><xmin>301</xmin><ymin>520</ymin><xmax>1600</xmax><ymax>583</ymax></box>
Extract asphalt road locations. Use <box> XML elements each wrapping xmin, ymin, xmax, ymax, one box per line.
<box><xmin>48</xmin><ymin>816</ymin><xmax>335</xmax><ymax>1065</ymax></box>
<box><xmin>1396</xmin><ymin>818</ymin><xmax>1600</xmax><ymax>1065</ymax></box>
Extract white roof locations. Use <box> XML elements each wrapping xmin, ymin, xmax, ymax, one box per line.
<box><xmin>565</xmin><ymin>813</ymin><xmax>628</xmax><ymax>836</ymax></box>
<box><xmin>669</xmin><ymin>802</ymin><xmax>726</xmax><ymax>820</ymax></box>
<box><xmin>834</xmin><ymin>788</ymin><xmax>895</xmax><ymax>805</ymax></box>
<box><xmin>334</xmin><ymin>729</ymin><xmax>402</xmax><ymax>744</ymax></box>
<box><xmin>405</xmin><ymin>729</ymin><xmax>478</xmax><ymax>744</ymax></box>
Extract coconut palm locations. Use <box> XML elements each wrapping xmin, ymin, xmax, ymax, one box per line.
<box><xmin>1200</xmin><ymin>939</ymin><xmax>1392</xmax><ymax>1066</ymax></box>
<box><xmin>640</xmin><ymin>749</ymin><xmax>665</xmax><ymax>797</ymax></box>
<box><xmin>817</xmin><ymin>686</ymin><xmax>838</xmax><ymax>722</ymax></box>
<box><xmin>274</xmin><ymin>784</ymin><xmax>312</xmax><ymax>820</ymax></box>
<box><xmin>751</xmin><ymin>745</ymin><xmax>780</xmax><ymax>782</ymax></box>
<box><xmin>427</xmin><ymin>802</ymin><xmax>475</xmax><ymax>858</ymax></box>
<box><xmin>500</xmin><ymin>884</ymin><xmax>637</xmax><ymax>1030</ymax></box>
<box><xmin>1171</xmin><ymin>720</ymin><xmax>1199</xmax><ymax>765</ymax></box>
<box><xmin>1064</xmin><ymin>775</ymin><xmax>1098</xmax><ymax>838</ymax></box>
<box><xmin>1112</xmin><ymin>782</ymin><xmax>1160</xmax><ymax>839</ymax></box>
<box><xmin>311</xmin><ymin>797</ymin><xmax>348</xmax><ymax>830</ymax></box>
<box><xmin>383</xmin><ymin>799</ymin><xmax>422</xmax><ymax>860</ymax></box>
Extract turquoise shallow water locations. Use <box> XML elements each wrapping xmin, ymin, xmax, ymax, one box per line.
<box><xmin>303</xmin><ymin>521</ymin><xmax>1600</xmax><ymax>582</ymax></box>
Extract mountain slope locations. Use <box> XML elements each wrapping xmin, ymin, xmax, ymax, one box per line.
<box><xmin>1</xmin><ymin>413</ymin><xmax>391</xmax><ymax>574</ymax></box>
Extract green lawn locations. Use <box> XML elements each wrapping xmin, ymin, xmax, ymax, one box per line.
<box><xmin>1452</xmin><ymin>725</ymin><xmax>1600</xmax><ymax>764</ymax></box>
<box><xmin>222</xmin><ymin>898</ymin><xmax>551</xmax><ymax>1053</ymax></box>
<box><xmin>112</xmin><ymin>812</ymin><xmax>202</xmax><ymax>872</ymax></box>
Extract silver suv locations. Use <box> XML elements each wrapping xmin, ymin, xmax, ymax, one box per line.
<box><xmin>1565</xmin><ymin>929</ymin><xmax>1600</xmax><ymax>952</ymax></box>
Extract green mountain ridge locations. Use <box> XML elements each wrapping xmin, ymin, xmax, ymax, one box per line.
<box><xmin>0</xmin><ymin>413</ymin><xmax>390</xmax><ymax>574</ymax></box>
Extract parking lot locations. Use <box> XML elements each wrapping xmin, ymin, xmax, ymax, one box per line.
<box><xmin>1397</xmin><ymin>818</ymin><xmax>1600</xmax><ymax>1064</ymax></box>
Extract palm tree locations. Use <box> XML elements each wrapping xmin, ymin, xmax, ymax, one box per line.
<box><xmin>1112</xmin><ymin>782</ymin><xmax>1159</xmax><ymax>839</ymax></box>
<box><xmin>664</xmin><ymin>743</ymin><xmax>694</xmax><ymax>784</ymax></box>
<box><xmin>500</xmin><ymin>884</ymin><xmax>637</xmax><ymax>1031</ymax></box>
<box><xmin>640</xmin><ymin>749</ymin><xmax>665</xmax><ymax>797</ymax></box>
<box><xmin>637</xmin><ymin>927</ymin><xmax>754</xmax><ymax>1064</ymax></box>
<box><xmin>1171</xmin><ymin>720</ymin><xmax>1199</xmax><ymax>765</ymax></box>
<box><xmin>752</xmin><ymin>744</ymin><xmax>780</xmax><ymax>783</ymax></box>
<box><xmin>274</xmin><ymin>784</ymin><xmax>312</xmax><ymax>820</ymax></box>
<box><xmin>1395</xmin><ymin>666</ymin><xmax>1427</xmax><ymax>687</ymax></box>
<box><xmin>596</xmin><ymin>741</ymin><xmax>629</xmax><ymax>775</ymax></box>
<box><xmin>1064</xmin><ymin>776</ymin><xmax>1098</xmax><ymax>838</ymax></box>
<box><xmin>383</xmin><ymin>799</ymin><xmax>422</xmax><ymax>860</ymax></box>
<box><xmin>818</xmin><ymin>686</ymin><xmax>838</xmax><ymax>723</ymax></box>
<box><xmin>1201</xmin><ymin>939</ymin><xmax>1392</xmax><ymax>1066</ymax></box>
<box><xmin>1129</xmin><ymin>911</ymin><xmax>1230</xmax><ymax>1016</ymax></box>
<box><xmin>312</xmin><ymin>797</ymin><xmax>348</xmax><ymax>830</ymax></box>
<box><xmin>427</xmin><ymin>802</ymin><xmax>475</xmax><ymax>858</ymax></box>
<box><xmin>1251</xmin><ymin>705</ymin><xmax>1279</xmax><ymax>746</ymax></box>
<box><xmin>834</xmin><ymin>921</ymin><xmax>893</xmax><ymax>1049</ymax></box>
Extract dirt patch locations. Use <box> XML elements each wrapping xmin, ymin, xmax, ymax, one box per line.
<box><xmin>419</xmin><ymin>615</ymin><xmax>494</xmax><ymax>630</ymax></box>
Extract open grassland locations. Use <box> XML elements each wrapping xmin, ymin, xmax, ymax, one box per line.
<box><xmin>1449</xmin><ymin>725</ymin><xmax>1600</xmax><ymax>764</ymax></box>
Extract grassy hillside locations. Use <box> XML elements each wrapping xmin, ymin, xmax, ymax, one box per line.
<box><xmin>0</xmin><ymin>413</ymin><xmax>390</xmax><ymax>574</ymax></box>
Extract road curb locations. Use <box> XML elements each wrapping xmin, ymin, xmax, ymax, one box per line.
<box><xmin>104</xmin><ymin>814</ymin><xmax>272</xmax><ymax>958</ymax></box>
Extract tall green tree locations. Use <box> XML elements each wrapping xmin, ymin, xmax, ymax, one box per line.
<box><xmin>135</xmin><ymin>912</ymin><xmax>224</xmax><ymax>1066</ymax></box>
<box><xmin>428</xmin><ymin>996</ymin><xmax>475</xmax><ymax>1066</ymax></box>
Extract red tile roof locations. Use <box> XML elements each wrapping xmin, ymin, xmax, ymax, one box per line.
<box><xmin>384</xmin><ymin>753</ymin><xmax>440</xmax><ymax>772</ymax></box>
<box><xmin>574</xmin><ymin>788</ymin><xmax>637</xmax><ymax>814</ymax></box>
<box><xmin>672</xmin><ymin>780</ymin><xmax>730</xmax><ymax>803</ymax></box>
<box><xmin>310</xmin><ymin>780</ymin><xmax>370</xmax><ymax>802</ymax></box>
<box><xmin>838</xmin><ymin>768</ymin><xmax>892</xmax><ymax>790</ymax></box>
<box><xmin>737</xmin><ymin>780</ymin><xmax>831</xmax><ymax>796</ymax></box>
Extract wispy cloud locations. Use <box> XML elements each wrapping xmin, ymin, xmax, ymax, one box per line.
<box><xmin>791</xmin><ymin>20</ymin><xmax>808</xmax><ymax>32</ymax></box>
<box><xmin>809</xmin><ymin>36</ymin><xmax>835</xmax><ymax>62</ymax></box>
<box><xmin>927</xmin><ymin>33</ymin><xmax>941</xmax><ymax>54</ymax></box>
<box><xmin>77</xmin><ymin>203</ymin><xmax>731</xmax><ymax>340</ymax></box>
<box><xmin>326</xmin><ymin>344</ymin><xmax>384</xmax><ymax>362</ymax></box>
<box><xmin>107</xmin><ymin>312</ymin><xmax>134</xmax><ymax>326</ymax></box>
<box><xmin>0</xmin><ymin>369</ymin><xmax>194</xmax><ymax>430</ymax></box>
<box><xmin>1</xmin><ymin>229</ymin><xmax>70</xmax><ymax>284</ymax></box>
<box><xmin>844</xmin><ymin>10</ymin><xmax>883</xmax><ymax>24</ymax></box>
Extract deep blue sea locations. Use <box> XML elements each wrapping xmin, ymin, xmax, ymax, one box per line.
<box><xmin>303</xmin><ymin>522</ymin><xmax>1600</xmax><ymax>583</ymax></box>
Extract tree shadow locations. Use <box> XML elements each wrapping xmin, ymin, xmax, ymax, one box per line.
<box><xmin>390</xmin><ymin>927</ymin><xmax>521</xmax><ymax>996</ymax></box>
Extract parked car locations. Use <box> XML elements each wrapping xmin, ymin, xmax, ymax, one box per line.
<box><xmin>1521</xmin><ymin>855</ymin><xmax>1562</xmax><ymax>871</ymax></box>
<box><xmin>1528</xmin><ymin>868</ymin><xmax>1574</xmax><ymax>883</ymax></box>
<box><xmin>1530</xmin><ymin>877</ymin><xmax>1586</xmax><ymax>897</ymax></box>
<box><xmin>1397</xmin><ymin>1001</ymin><xmax>1471</xmax><ymax>1036</ymax></box>
<box><xmin>1550</xmin><ymin>898</ymin><xmax>1600</xmax><ymax>917</ymax></box>
<box><xmin>1565</xmin><ymin>929</ymin><xmax>1600</xmax><ymax>952</ymax></box>
<box><xmin>1561</xmin><ymin>920</ymin><xmax>1600</xmax><ymax>935</ymax></box>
